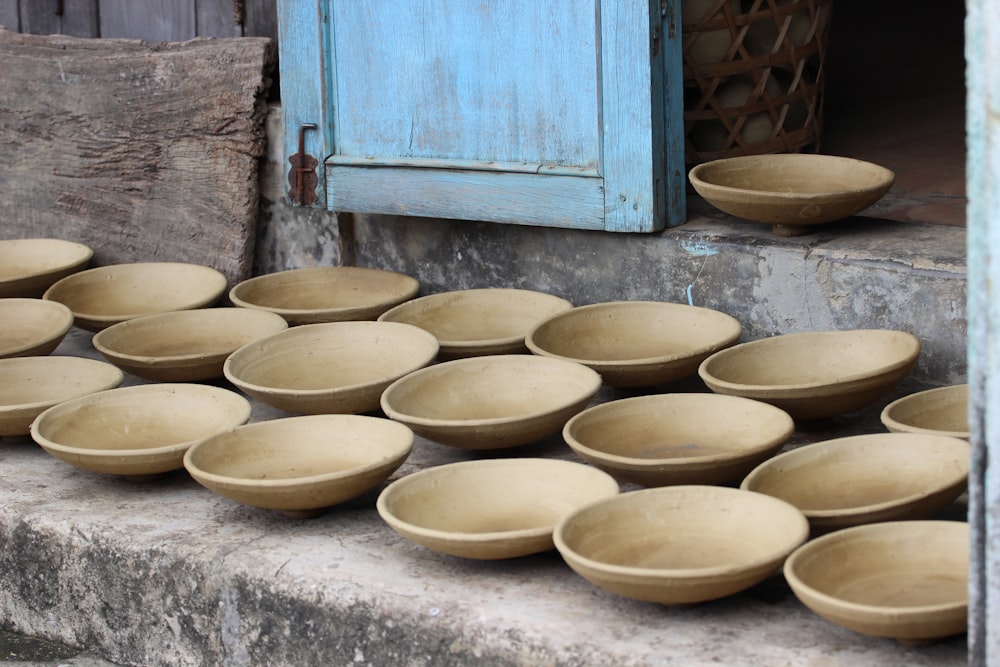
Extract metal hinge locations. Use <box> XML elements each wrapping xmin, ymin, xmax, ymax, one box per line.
<box><xmin>288</xmin><ymin>123</ymin><xmax>318</xmax><ymax>206</ymax></box>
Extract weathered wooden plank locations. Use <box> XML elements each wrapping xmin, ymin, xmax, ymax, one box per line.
<box><xmin>19</xmin><ymin>0</ymin><xmax>98</xmax><ymax>36</ymax></box>
<box><xmin>0</xmin><ymin>28</ymin><xmax>276</xmax><ymax>285</ymax></box>
<box><xmin>196</xmin><ymin>0</ymin><xmax>239</xmax><ymax>37</ymax></box>
<box><xmin>244</xmin><ymin>0</ymin><xmax>277</xmax><ymax>40</ymax></box>
<box><xmin>0</xmin><ymin>0</ymin><xmax>19</xmax><ymax>31</ymax></box>
<box><xmin>98</xmin><ymin>0</ymin><xmax>195</xmax><ymax>40</ymax></box>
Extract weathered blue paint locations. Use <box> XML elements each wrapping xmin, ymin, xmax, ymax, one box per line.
<box><xmin>967</xmin><ymin>0</ymin><xmax>997</xmax><ymax>662</ymax></box>
<box><xmin>276</xmin><ymin>0</ymin><xmax>686</xmax><ymax>232</ymax></box>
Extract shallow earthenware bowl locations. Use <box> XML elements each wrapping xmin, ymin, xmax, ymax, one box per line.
<box><xmin>43</xmin><ymin>262</ymin><xmax>228</xmax><ymax>331</ymax></box>
<box><xmin>229</xmin><ymin>266</ymin><xmax>420</xmax><ymax>325</ymax></box>
<box><xmin>688</xmin><ymin>154</ymin><xmax>895</xmax><ymax>236</ymax></box>
<box><xmin>31</xmin><ymin>383</ymin><xmax>252</xmax><ymax>480</ymax></box>
<box><xmin>0</xmin><ymin>298</ymin><xmax>75</xmax><ymax>358</ymax></box>
<box><xmin>184</xmin><ymin>414</ymin><xmax>414</xmax><ymax>518</ymax></box>
<box><xmin>377</xmin><ymin>288</ymin><xmax>573</xmax><ymax>359</ymax></box>
<box><xmin>698</xmin><ymin>329</ymin><xmax>921</xmax><ymax>421</ymax></box>
<box><xmin>881</xmin><ymin>384</ymin><xmax>969</xmax><ymax>439</ymax></box>
<box><xmin>525</xmin><ymin>301</ymin><xmax>742</xmax><ymax>388</ymax></box>
<box><xmin>553</xmin><ymin>485</ymin><xmax>809</xmax><ymax>605</ymax></box>
<box><xmin>740</xmin><ymin>433</ymin><xmax>970</xmax><ymax>532</ymax></box>
<box><xmin>224</xmin><ymin>321</ymin><xmax>439</xmax><ymax>415</ymax></box>
<box><xmin>0</xmin><ymin>238</ymin><xmax>93</xmax><ymax>298</ymax></box>
<box><xmin>562</xmin><ymin>393</ymin><xmax>794</xmax><ymax>487</ymax></box>
<box><xmin>92</xmin><ymin>307</ymin><xmax>289</xmax><ymax>381</ymax></box>
<box><xmin>379</xmin><ymin>354</ymin><xmax>602</xmax><ymax>449</ymax></box>
<box><xmin>0</xmin><ymin>356</ymin><xmax>123</xmax><ymax>439</ymax></box>
<box><xmin>784</xmin><ymin>520</ymin><xmax>968</xmax><ymax>643</ymax></box>
<box><xmin>376</xmin><ymin>458</ymin><xmax>620</xmax><ymax>559</ymax></box>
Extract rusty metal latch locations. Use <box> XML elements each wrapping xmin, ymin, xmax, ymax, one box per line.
<box><xmin>288</xmin><ymin>123</ymin><xmax>318</xmax><ymax>206</ymax></box>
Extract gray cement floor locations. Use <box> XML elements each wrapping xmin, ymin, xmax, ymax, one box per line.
<box><xmin>0</xmin><ymin>628</ymin><xmax>116</xmax><ymax>665</ymax></box>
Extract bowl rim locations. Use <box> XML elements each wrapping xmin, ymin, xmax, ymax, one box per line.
<box><xmin>377</xmin><ymin>287</ymin><xmax>573</xmax><ymax>348</ymax></box>
<box><xmin>698</xmin><ymin>329</ymin><xmax>921</xmax><ymax>393</ymax></box>
<box><xmin>228</xmin><ymin>265</ymin><xmax>420</xmax><ymax>317</ymax></box>
<box><xmin>880</xmin><ymin>384</ymin><xmax>970</xmax><ymax>438</ymax></box>
<box><xmin>783</xmin><ymin>519</ymin><xmax>969</xmax><ymax>616</ymax></box>
<box><xmin>42</xmin><ymin>262</ymin><xmax>228</xmax><ymax>324</ymax></box>
<box><xmin>92</xmin><ymin>307</ymin><xmax>289</xmax><ymax>369</ymax></box>
<box><xmin>525</xmin><ymin>300</ymin><xmax>743</xmax><ymax>367</ymax></box>
<box><xmin>0</xmin><ymin>238</ymin><xmax>94</xmax><ymax>285</ymax></box>
<box><xmin>739</xmin><ymin>432</ymin><xmax>971</xmax><ymax>519</ymax></box>
<box><xmin>31</xmin><ymin>383</ymin><xmax>252</xmax><ymax>457</ymax></box>
<box><xmin>376</xmin><ymin>457</ymin><xmax>620</xmax><ymax>544</ymax></box>
<box><xmin>0</xmin><ymin>356</ymin><xmax>124</xmax><ymax>413</ymax></box>
<box><xmin>553</xmin><ymin>485</ymin><xmax>810</xmax><ymax>578</ymax></box>
<box><xmin>379</xmin><ymin>353</ymin><xmax>603</xmax><ymax>428</ymax></box>
<box><xmin>183</xmin><ymin>414</ymin><xmax>415</xmax><ymax>489</ymax></box>
<box><xmin>562</xmin><ymin>393</ymin><xmax>794</xmax><ymax>467</ymax></box>
<box><xmin>0</xmin><ymin>298</ymin><xmax>75</xmax><ymax>356</ymax></box>
<box><xmin>223</xmin><ymin>320</ymin><xmax>440</xmax><ymax>397</ymax></box>
<box><xmin>688</xmin><ymin>154</ymin><xmax>896</xmax><ymax>201</ymax></box>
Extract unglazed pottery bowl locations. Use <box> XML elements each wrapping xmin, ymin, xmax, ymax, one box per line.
<box><xmin>0</xmin><ymin>298</ymin><xmax>75</xmax><ymax>358</ymax></box>
<box><xmin>229</xmin><ymin>266</ymin><xmax>420</xmax><ymax>325</ymax></box>
<box><xmin>224</xmin><ymin>321</ymin><xmax>439</xmax><ymax>415</ymax></box>
<box><xmin>377</xmin><ymin>287</ymin><xmax>573</xmax><ymax>359</ymax></box>
<box><xmin>740</xmin><ymin>433</ymin><xmax>970</xmax><ymax>532</ymax></box>
<box><xmin>379</xmin><ymin>354</ymin><xmax>602</xmax><ymax>449</ymax></box>
<box><xmin>376</xmin><ymin>458</ymin><xmax>620</xmax><ymax>559</ymax></box>
<box><xmin>31</xmin><ymin>383</ymin><xmax>252</xmax><ymax>480</ymax></box>
<box><xmin>0</xmin><ymin>238</ymin><xmax>93</xmax><ymax>298</ymax></box>
<box><xmin>525</xmin><ymin>301</ymin><xmax>742</xmax><ymax>388</ymax></box>
<box><xmin>784</xmin><ymin>520</ymin><xmax>968</xmax><ymax>643</ymax></box>
<box><xmin>562</xmin><ymin>393</ymin><xmax>794</xmax><ymax>486</ymax></box>
<box><xmin>43</xmin><ymin>262</ymin><xmax>228</xmax><ymax>331</ymax></box>
<box><xmin>0</xmin><ymin>356</ymin><xmax>123</xmax><ymax>439</ymax></box>
<box><xmin>93</xmin><ymin>307</ymin><xmax>289</xmax><ymax>381</ymax></box>
<box><xmin>553</xmin><ymin>485</ymin><xmax>809</xmax><ymax>605</ymax></box>
<box><xmin>688</xmin><ymin>154</ymin><xmax>895</xmax><ymax>236</ymax></box>
<box><xmin>698</xmin><ymin>329</ymin><xmax>921</xmax><ymax>421</ymax></box>
<box><xmin>184</xmin><ymin>414</ymin><xmax>414</xmax><ymax>518</ymax></box>
<box><xmin>881</xmin><ymin>384</ymin><xmax>969</xmax><ymax>439</ymax></box>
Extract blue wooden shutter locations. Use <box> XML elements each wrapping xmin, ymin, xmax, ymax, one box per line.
<box><xmin>278</xmin><ymin>0</ymin><xmax>685</xmax><ymax>232</ymax></box>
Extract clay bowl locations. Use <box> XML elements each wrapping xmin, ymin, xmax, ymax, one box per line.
<box><xmin>740</xmin><ymin>433</ymin><xmax>970</xmax><ymax>532</ymax></box>
<box><xmin>380</xmin><ymin>354</ymin><xmax>602</xmax><ymax>449</ymax></box>
<box><xmin>376</xmin><ymin>458</ymin><xmax>620</xmax><ymax>559</ymax></box>
<box><xmin>31</xmin><ymin>383</ymin><xmax>252</xmax><ymax>480</ymax></box>
<box><xmin>229</xmin><ymin>266</ymin><xmax>420</xmax><ymax>325</ymax></box>
<box><xmin>688</xmin><ymin>154</ymin><xmax>895</xmax><ymax>236</ymax></box>
<box><xmin>92</xmin><ymin>307</ymin><xmax>289</xmax><ymax>381</ymax></box>
<box><xmin>698</xmin><ymin>329</ymin><xmax>921</xmax><ymax>421</ymax></box>
<box><xmin>43</xmin><ymin>262</ymin><xmax>228</xmax><ymax>331</ymax></box>
<box><xmin>0</xmin><ymin>238</ymin><xmax>93</xmax><ymax>298</ymax></box>
<box><xmin>784</xmin><ymin>520</ymin><xmax>968</xmax><ymax>643</ymax></box>
<box><xmin>553</xmin><ymin>485</ymin><xmax>809</xmax><ymax>605</ymax></box>
<box><xmin>562</xmin><ymin>393</ymin><xmax>794</xmax><ymax>487</ymax></box>
<box><xmin>525</xmin><ymin>301</ymin><xmax>742</xmax><ymax>388</ymax></box>
<box><xmin>0</xmin><ymin>356</ymin><xmax>124</xmax><ymax>439</ymax></box>
<box><xmin>377</xmin><ymin>287</ymin><xmax>573</xmax><ymax>359</ymax></box>
<box><xmin>881</xmin><ymin>384</ymin><xmax>969</xmax><ymax>439</ymax></box>
<box><xmin>0</xmin><ymin>298</ymin><xmax>75</xmax><ymax>358</ymax></box>
<box><xmin>184</xmin><ymin>414</ymin><xmax>414</xmax><ymax>518</ymax></box>
<box><xmin>224</xmin><ymin>321</ymin><xmax>439</xmax><ymax>415</ymax></box>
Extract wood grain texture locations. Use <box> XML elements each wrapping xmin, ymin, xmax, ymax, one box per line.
<box><xmin>0</xmin><ymin>28</ymin><xmax>275</xmax><ymax>285</ymax></box>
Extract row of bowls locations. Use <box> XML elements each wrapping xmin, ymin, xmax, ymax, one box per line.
<box><xmin>0</xmin><ymin>239</ymin><xmax>971</xmax><ymax>643</ymax></box>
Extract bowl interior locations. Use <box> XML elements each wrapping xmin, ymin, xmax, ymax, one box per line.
<box><xmin>0</xmin><ymin>239</ymin><xmax>93</xmax><ymax>297</ymax></box>
<box><xmin>691</xmin><ymin>154</ymin><xmax>894</xmax><ymax>199</ymax></box>
<box><xmin>225</xmin><ymin>321</ymin><xmax>439</xmax><ymax>393</ymax></box>
<box><xmin>378</xmin><ymin>288</ymin><xmax>572</xmax><ymax>354</ymax></box>
<box><xmin>881</xmin><ymin>384</ymin><xmax>969</xmax><ymax>437</ymax></box>
<box><xmin>381</xmin><ymin>355</ymin><xmax>600</xmax><ymax>423</ymax></box>
<box><xmin>43</xmin><ymin>262</ymin><xmax>227</xmax><ymax>328</ymax></box>
<box><xmin>0</xmin><ymin>356</ymin><xmax>124</xmax><ymax>408</ymax></box>
<box><xmin>229</xmin><ymin>266</ymin><xmax>419</xmax><ymax>322</ymax></box>
<box><xmin>741</xmin><ymin>433</ymin><xmax>970</xmax><ymax>520</ymax></box>
<box><xmin>699</xmin><ymin>329</ymin><xmax>920</xmax><ymax>390</ymax></box>
<box><xmin>0</xmin><ymin>298</ymin><xmax>75</xmax><ymax>357</ymax></box>
<box><xmin>528</xmin><ymin>301</ymin><xmax>741</xmax><ymax>364</ymax></box>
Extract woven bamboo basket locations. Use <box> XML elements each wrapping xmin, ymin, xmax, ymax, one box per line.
<box><xmin>682</xmin><ymin>0</ymin><xmax>833</xmax><ymax>164</ymax></box>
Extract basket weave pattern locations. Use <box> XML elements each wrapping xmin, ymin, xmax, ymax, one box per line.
<box><xmin>682</xmin><ymin>0</ymin><xmax>832</xmax><ymax>164</ymax></box>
